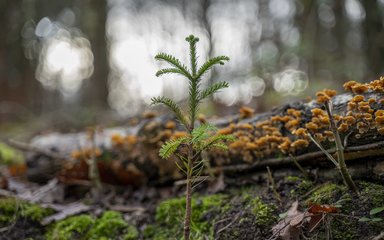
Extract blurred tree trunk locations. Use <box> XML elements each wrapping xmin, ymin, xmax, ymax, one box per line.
<box><xmin>362</xmin><ymin>0</ymin><xmax>384</xmax><ymax>79</ymax></box>
<box><xmin>0</xmin><ymin>0</ymin><xmax>40</xmax><ymax>121</ymax></box>
<box><xmin>81</xmin><ymin>0</ymin><xmax>109</xmax><ymax>110</ymax></box>
<box><xmin>295</xmin><ymin>1</ymin><xmax>318</xmax><ymax>80</ymax></box>
<box><xmin>200</xmin><ymin>0</ymin><xmax>213</xmax><ymax>83</ymax></box>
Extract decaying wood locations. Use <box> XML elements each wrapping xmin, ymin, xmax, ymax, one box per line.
<box><xmin>211</xmin><ymin>140</ymin><xmax>384</xmax><ymax>173</ymax></box>
<box><xmin>12</xmin><ymin>92</ymin><xmax>384</xmax><ymax>185</ymax></box>
<box><xmin>8</xmin><ymin>139</ymin><xmax>68</xmax><ymax>160</ymax></box>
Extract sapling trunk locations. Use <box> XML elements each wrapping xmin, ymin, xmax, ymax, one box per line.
<box><xmin>183</xmin><ymin>149</ymin><xmax>193</xmax><ymax>240</ymax></box>
<box><xmin>153</xmin><ymin>35</ymin><xmax>231</xmax><ymax>239</ymax></box>
<box><xmin>325</xmin><ymin>102</ymin><xmax>359</xmax><ymax>194</ymax></box>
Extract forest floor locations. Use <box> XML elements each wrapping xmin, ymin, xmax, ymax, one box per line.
<box><xmin>0</xmin><ymin>162</ymin><xmax>384</xmax><ymax>240</ymax></box>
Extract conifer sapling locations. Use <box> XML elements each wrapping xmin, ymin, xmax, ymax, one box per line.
<box><xmin>151</xmin><ymin>35</ymin><xmax>234</xmax><ymax>240</ymax></box>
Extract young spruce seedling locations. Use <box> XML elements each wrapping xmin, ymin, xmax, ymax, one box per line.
<box><xmin>152</xmin><ymin>35</ymin><xmax>234</xmax><ymax>240</ymax></box>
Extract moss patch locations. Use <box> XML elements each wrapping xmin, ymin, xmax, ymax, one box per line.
<box><xmin>306</xmin><ymin>183</ymin><xmax>345</xmax><ymax>204</ymax></box>
<box><xmin>47</xmin><ymin>214</ymin><xmax>94</xmax><ymax>240</ymax></box>
<box><xmin>284</xmin><ymin>175</ymin><xmax>313</xmax><ymax>198</ymax></box>
<box><xmin>245</xmin><ymin>195</ymin><xmax>276</xmax><ymax>226</ymax></box>
<box><xmin>47</xmin><ymin>211</ymin><xmax>138</xmax><ymax>240</ymax></box>
<box><xmin>213</xmin><ymin>188</ymin><xmax>278</xmax><ymax>239</ymax></box>
<box><xmin>0</xmin><ymin>197</ymin><xmax>53</xmax><ymax>224</ymax></box>
<box><xmin>303</xmin><ymin>181</ymin><xmax>384</xmax><ymax>239</ymax></box>
<box><xmin>359</xmin><ymin>181</ymin><xmax>384</xmax><ymax>207</ymax></box>
<box><xmin>0</xmin><ymin>142</ymin><xmax>24</xmax><ymax>165</ymax></box>
<box><xmin>145</xmin><ymin>194</ymin><xmax>226</xmax><ymax>240</ymax></box>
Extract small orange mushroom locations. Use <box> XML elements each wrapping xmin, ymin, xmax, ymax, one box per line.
<box><xmin>311</xmin><ymin>108</ymin><xmax>325</xmax><ymax>117</ymax></box>
<box><xmin>351</xmin><ymin>95</ymin><xmax>365</xmax><ymax>103</ymax></box>
<box><xmin>239</xmin><ymin>106</ymin><xmax>254</xmax><ymax>119</ymax></box>
<box><xmin>305</xmin><ymin>122</ymin><xmax>319</xmax><ymax>132</ymax></box>
<box><xmin>342</xmin><ymin>116</ymin><xmax>356</xmax><ymax>125</ymax></box>
<box><xmin>291</xmin><ymin>139</ymin><xmax>309</xmax><ymax>149</ymax></box>
<box><xmin>351</xmin><ymin>84</ymin><xmax>369</xmax><ymax>94</ymax></box>
<box><xmin>338</xmin><ymin>123</ymin><xmax>349</xmax><ymax>132</ymax></box>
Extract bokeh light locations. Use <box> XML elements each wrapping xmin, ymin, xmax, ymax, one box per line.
<box><xmin>35</xmin><ymin>18</ymin><xmax>93</xmax><ymax>98</ymax></box>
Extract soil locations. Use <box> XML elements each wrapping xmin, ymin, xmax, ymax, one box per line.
<box><xmin>1</xmin><ymin>168</ymin><xmax>384</xmax><ymax>240</ymax></box>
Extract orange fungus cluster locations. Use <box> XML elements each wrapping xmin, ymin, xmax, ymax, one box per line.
<box><xmin>64</xmin><ymin>76</ymin><xmax>384</xmax><ymax>183</ymax></box>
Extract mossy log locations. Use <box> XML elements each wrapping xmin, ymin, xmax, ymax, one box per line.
<box><xmin>13</xmin><ymin>90</ymin><xmax>384</xmax><ymax>185</ymax></box>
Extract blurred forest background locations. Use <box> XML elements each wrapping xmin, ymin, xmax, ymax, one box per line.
<box><xmin>1</xmin><ymin>0</ymin><xmax>384</xmax><ymax>139</ymax></box>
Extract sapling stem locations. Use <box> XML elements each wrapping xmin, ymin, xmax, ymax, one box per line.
<box><xmin>309</xmin><ymin>100</ymin><xmax>359</xmax><ymax>194</ymax></box>
<box><xmin>152</xmin><ymin>35</ymin><xmax>232</xmax><ymax>239</ymax></box>
<box><xmin>183</xmin><ymin>148</ymin><xmax>193</xmax><ymax>240</ymax></box>
<box><xmin>324</xmin><ymin>102</ymin><xmax>358</xmax><ymax>194</ymax></box>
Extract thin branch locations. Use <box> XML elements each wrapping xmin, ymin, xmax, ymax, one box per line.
<box><xmin>308</xmin><ymin>133</ymin><xmax>339</xmax><ymax>167</ymax></box>
<box><xmin>266</xmin><ymin>166</ymin><xmax>282</xmax><ymax>203</ymax></box>
<box><xmin>289</xmin><ymin>154</ymin><xmax>310</xmax><ymax>179</ymax></box>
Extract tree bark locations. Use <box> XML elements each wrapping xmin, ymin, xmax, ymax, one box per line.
<box><xmin>81</xmin><ymin>0</ymin><xmax>109</xmax><ymax>110</ymax></box>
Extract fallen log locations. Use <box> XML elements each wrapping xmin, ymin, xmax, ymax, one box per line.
<box><xmin>13</xmin><ymin>79</ymin><xmax>384</xmax><ymax>185</ymax></box>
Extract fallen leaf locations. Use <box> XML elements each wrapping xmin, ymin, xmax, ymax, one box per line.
<box><xmin>290</xmin><ymin>213</ymin><xmax>305</xmax><ymax>227</ymax></box>
<box><xmin>308</xmin><ymin>214</ymin><xmax>324</xmax><ymax>232</ymax></box>
<box><xmin>308</xmin><ymin>204</ymin><xmax>338</xmax><ymax>214</ymax></box>
<box><xmin>272</xmin><ymin>201</ymin><xmax>302</xmax><ymax>240</ymax></box>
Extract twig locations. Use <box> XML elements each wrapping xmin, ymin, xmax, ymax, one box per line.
<box><xmin>289</xmin><ymin>154</ymin><xmax>310</xmax><ymax>179</ymax></box>
<box><xmin>174</xmin><ymin>176</ymin><xmax>212</xmax><ymax>186</ymax></box>
<box><xmin>301</xmin><ymin>184</ymin><xmax>325</xmax><ymax>199</ymax></box>
<box><xmin>216</xmin><ymin>213</ymin><xmax>240</xmax><ymax>234</ymax></box>
<box><xmin>0</xmin><ymin>197</ymin><xmax>21</xmax><ymax>233</ymax></box>
<box><xmin>106</xmin><ymin>204</ymin><xmax>146</xmax><ymax>213</ymax></box>
<box><xmin>19</xmin><ymin>178</ymin><xmax>59</xmax><ymax>203</ymax></box>
<box><xmin>266</xmin><ymin>167</ymin><xmax>281</xmax><ymax>203</ymax></box>
<box><xmin>268</xmin><ymin>219</ymin><xmax>293</xmax><ymax>240</ymax></box>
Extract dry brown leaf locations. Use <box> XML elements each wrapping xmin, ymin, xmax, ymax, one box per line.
<box><xmin>290</xmin><ymin>212</ymin><xmax>305</xmax><ymax>227</ymax></box>
<box><xmin>308</xmin><ymin>214</ymin><xmax>324</xmax><ymax>232</ymax></box>
<box><xmin>272</xmin><ymin>201</ymin><xmax>302</xmax><ymax>240</ymax></box>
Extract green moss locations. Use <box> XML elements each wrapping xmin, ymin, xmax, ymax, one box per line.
<box><xmin>143</xmin><ymin>224</ymin><xmax>156</xmax><ymax>238</ymax></box>
<box><xmin>331</xmin><ymin>218</ymin><xmax>359</xmax><ymax>240</ymax></box>
<box><xmin>47</xmin><ymin>211</ymin><xmax>138</xmax><ymax>240</ymax></box>
<box><xmin>147</xmin><ymin>194</ymin><xmax>226</xmax><ymax>240</ymax></box>
<box><xmin>247</xmin><ymin>196</ymin><xmax>276</xmax><ymax>226</ymax></box>
<box><xmin>123</xmin><ymin>226</ymin><xmax>139</xmax><ymax>240</ymax></box>
<box><xmin>285</xmin><ymin>176</ymin><xmax>300</xmax><ymax>182</ymax></box>
<box><xmin>285</xmin><ymin>176</ymin><xmax>313</xmax><ymax>197</ymax></box>
<box><xmin>0</xmin><ymin>197</ymin><xmax>53</xmax><ymax>224</ymax></box>
<box><xmin>47</xmin><ymin>215</ymin><xmax>94</xmax><ymax>240</ymax></box>
<box><xmin>87</xmin><ymin>211</ymin><xmax>128</xmax><ymax>239</ymax></box>
<box><xmin>307</xmin><ymin>183</ymin><xmax>345</xmax><ymax>204</ymax></box>
<box><xmin>0</xmin><ymin>142</ymin><xmax>24</xmax><ymax>165</ymax></box>
<box><xmin>359</xmin><ymin>181</ymin><xmax>384</xmax><ymax>207</ymax></box>
<box><xmin>304</xmin><ymin>181</ymin><xmax>384</xmax><ymax>239</ymax></box>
